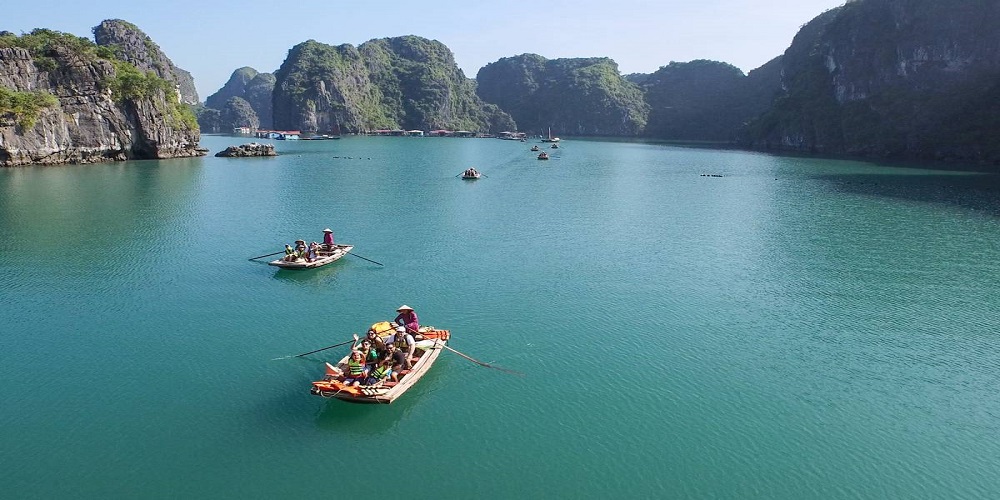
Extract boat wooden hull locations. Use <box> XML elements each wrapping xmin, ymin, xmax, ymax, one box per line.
<box><xmin>462</xmin><ymin>175</ymin><xmax>481</xmax><ymax>180</ymax></box>
<box><xmin>310</xmin><ymin>329</ymin><xmax>450</xmax><ymax>404</ymax></box>
<box><xmin>268</xmin><ymin>244</ymin><xmax>354</xmax><ymax>269</ymax></box>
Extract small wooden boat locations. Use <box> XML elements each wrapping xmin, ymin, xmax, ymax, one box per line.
<box><xmin>462</xmin><ymin>172</ymin><xmax>482</xmax><ymax>179</ymax></box>
<box><xmin>537</xmin><ymin>152</ymin><xmax>549</xmax><ymax>160</ymax></box>
<box><xmin>551</xmin><ymin>143</ymin><xmax>559</xmax><ymax>149</ymax></box>
<box><xmin>268</xmin><ymin>244</ymin><xmax>354</xmax><ymax>269</ymax></box>
<box><xmin>310</xmin><ymin>328</ymin><xmax>451</xmax><ymax>404</ymax></box>
<box><xmin>530</xmin><ymin>146</ymin><xmax>540</xmax><ymax>151</ymax></box>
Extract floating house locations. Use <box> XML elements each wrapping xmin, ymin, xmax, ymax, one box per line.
<box><xmin>255</xmin><ymin>130</ymin><xmax>301</xmax><ymax>140</ymax></box>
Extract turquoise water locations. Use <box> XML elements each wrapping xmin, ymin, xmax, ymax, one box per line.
<box><xmin>2</xmin><ymin>135</ymin><xmax>1000</xmax><ymax>498</ymax></box>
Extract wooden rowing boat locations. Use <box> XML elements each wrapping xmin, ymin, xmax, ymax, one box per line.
<box><xmin>267</xmin><ymin>244</ymin><xmax>354</xmax><ymax>269</ymax></box>
<box><xmin>310</xmin><ymin>328</ymin><xmax>451</xmax><ymax>404</ymax></box>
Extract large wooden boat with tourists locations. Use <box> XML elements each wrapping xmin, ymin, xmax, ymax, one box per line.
<box><xmin>268</xmin><ymin>243</ymin><xmax>354</xmax><ymax>269</ymax></box>
<box><xmin>310</xmin><ymin>327</ymin><xmax>451</xmax><ymax>404</ymax></box>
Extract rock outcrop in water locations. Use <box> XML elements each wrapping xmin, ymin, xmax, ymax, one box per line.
<box><xmin>0</xmin><ymin>27</ymin><xmax>202</xmax><ymax>167</ymax></box>
<box><xmin>743</xmin><ymin>0</ymin><xmax>1000</xmax><ymax>164</ymax></box>
<box><xmin>272</xmin><ymin>36</ymin><xmax>514</xmax><ymax>134</ymax></box>
<box><xmin>475</xmin><ymin>54</ymin><xmax>648</xmax><ymax>136</ymax></box>
<box><xmin>92</xmin><ymin>19</ymin><xmax>199</xmax><ymax>106</ymax></box>
<box><xmin>214</xmin><ymin>142</ymin><xmax>275</xmax><ymax>157</ymax></box>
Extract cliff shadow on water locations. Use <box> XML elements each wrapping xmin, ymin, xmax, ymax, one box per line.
<box><xmin>815</xmin><ymin>171</ymin><xmax>1000</xmax><ymax>217</ymax></box>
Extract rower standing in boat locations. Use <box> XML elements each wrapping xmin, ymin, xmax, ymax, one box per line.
<box><xmin>321</xmin><ymin>228</ymin><xmax>334</xmax><ymax>251</ymax></box>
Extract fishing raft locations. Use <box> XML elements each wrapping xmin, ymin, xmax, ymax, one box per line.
<box><xmin>310</xmin><ymin>328</ymin><xmax>451</xmax><ymax>404</ymax></box>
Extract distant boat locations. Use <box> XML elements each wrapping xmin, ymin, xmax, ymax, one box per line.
<box><xmin>540</xmin><ymin>127</ymin><xmax>560</xmax><ymax>143</ymax></box>
<box><xmin>268</xmin><ymin>244</ymin><xmax>353</xmax><ymax>269</ymax></box>
<box><xmin>531</xmin><ymin>145</ymin><xmax>540</xmax><ymax>151</ymax></box>
<box><xmin>537</xmin><ymin>152</ymin><xmax>550</xmax><ymax>160</ymax></box>
<box><xmin>461</xmin><ymin>168</ymin><xmax>482</xmax><ymax>179</ymax></box>
<box><xmin>551</xmin><ymin>143</ymin><xmax>559</xmax><ymax>149</ymax></box>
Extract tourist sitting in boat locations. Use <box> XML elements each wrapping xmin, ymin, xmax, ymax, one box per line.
<box><xmin>384</xmin><ymin>343</ymin><xmax>409</xmax><ymax>381</ymax></box>
<box><xmin>386</xmin><ymin>325</ymin><xmax>415</xmax><ymax>370</ymax></box>
<box><xmin>357</xmin><ymin>338</ymin><xmax>379</xmax><ymax>369</ymax></box>
<box><xmin>364</xmin><ymin>328</ymin><xmax>388</xmax><ymax>354</ymax></box>
<box><xmin>393</xmin><ymin>304</ymin><xmax>420</xmax><ymax>334</ymax></box>
<box><xmin>294</xmin><ymin>240</ymin><xmax>308</xmax><ymax>260</ymax></box>
<box><xmin>307</xmin><ymin>242</ymin><xmax>320</xmax><ymax>262</ymax></box>
<box><xmin>345</xmin><ymin>350</ymin><xmax>368</xmax><ymax>386</ymax></box>
<box><xmin>321</xmin><ymin>228</ymin><xmax>334</xmax><ymax>251</ymax></box>
<box><xmin>283</xmin><ymin>244</ymin><xmax>296</xmax><ymax>262</ymax></box>
<box><xmin>362</xmin><ymin>357</ymin><xmax>393</xmax><ymax>387</ymax></box>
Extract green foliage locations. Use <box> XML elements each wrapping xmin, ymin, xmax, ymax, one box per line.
<box><xmin>0</xmin><ymin>28</ymin><xmax>105</xmax><ymax>72</ymax></box>
<box><xmin>0</xmin><ymin>87</ymin><xmax>59</xmax><ymax>128</ymax></box>
<box><xmin>105</xmin><ymin>59</ymin><xmax>175</xmax><ymax>102</ymax></box>
<box><xmin>476</xmin><ymin>54</ymin><xmax>646</xmax><ymax>136</ymax></box>
<box><xmin>272</xmin><ymin>37</ymin><xmax>506</xmax><ymax>133</ymax></box>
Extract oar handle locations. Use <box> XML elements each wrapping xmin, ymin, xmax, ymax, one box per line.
<box><xmin>295</xmin><ymin>338</ymin><xmax>356</xmax><ymax>357</ymax></box>
<box><xmin>248</xmin><ymin>250</ymin><xmax>286</xmax><ymax>261</ymax></box>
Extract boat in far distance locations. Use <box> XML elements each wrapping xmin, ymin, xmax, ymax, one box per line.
<box><xmin>531</xmin><ymin>145</ymin><xmax>540</xmax><ymax>151</ymax></box>
<box><xmin>268</xmin><ymin>244</ymin><xmax>354</xmax><ymax>269</ymax></box>
<box><xmin>551</xmin><ymin>143</ymin><xmax>559</xmax><ymax>149</ymax></box>
<box><xmin>461</xmin><ymin>167</ymin><xmax>482</xmax><ymax>179</ymax></box>
<box><xmin>537</xmin><ymin>152</ymin><xmax>550</xmax><ymax>160</ymax></box>
<box><xmin>540</xmin><ymin>127</ymin><xmax>560</xmax><ymax>143</ymax></box>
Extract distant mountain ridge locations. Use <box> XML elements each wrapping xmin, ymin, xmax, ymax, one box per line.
<box><xmin>475</xmin><ymin>54</ymin><xmax>648</xmax><ymax>136</ymax></box>
<box><xmin>271</xmin><ymin>36</ymin><xmax>514</xmax><ymax>134</ymax></box>
<box><xmin>200</xmin><ymin>67</ymin><xmax>275</xmax><ymax>132</ymax></box>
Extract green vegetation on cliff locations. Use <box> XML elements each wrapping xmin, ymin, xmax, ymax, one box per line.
<box><xmin>0</xmin><ymin>87</ymin><xmax>59</xmax><ymax>128</ymax></box>
<box><xmin>0</xmin><ymin>28</ymin><xmax>196</xmax><ymax>133</ymax></box>
<box><xmin>476</xmin><ymin>54</ymin><xmax>647</xmax><ymax>136</ymax></box>
<box><xmin>272</xmin><ymin>37</ymin><xmax>513</xmax><ymax>133</ymax></box>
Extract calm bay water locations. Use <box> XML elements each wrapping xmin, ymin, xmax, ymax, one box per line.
<box><xmin>2</xmin><ymin>135</ymin><xmax>1000</xmax><ymax>498</ymax></box>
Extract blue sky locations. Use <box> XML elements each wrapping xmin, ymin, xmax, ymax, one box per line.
<box><xmin>5</xmin><ymin>0</ymin><xmax>845</xmax><ymax>100</ymax></box>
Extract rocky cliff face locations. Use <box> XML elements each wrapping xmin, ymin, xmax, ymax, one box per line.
<box><xmin>0</xmin><ymin>30</ymin><xmax>202</xmax><ymax>167</ymax></box>
<box><xmin>272</xmin><ymin>36</ymin><xmax>513</xmax><ymax>133</ymax></box>
<box><xmin>640</xmin><ymin>60</ymin><xmax>780</xmax><ymax>141</ymax></box>
<box><xmin>745</xmin><ymin>0</ymin><xmax>1000</xmax><ymax>164</ymax></box>
<box><xmin>93</xmin><ymin>20</ymin><xmax>199</xmax><ymax>105</ymax></box>
<box><xmin>476</xmin><ymin>54</ymin><xmax>648</xmax><ymax>136</ymax></box>
<box><xmin>203</xmin><ymin>67</ymin><xmax>274</xmax><ymax>130</ymax></box>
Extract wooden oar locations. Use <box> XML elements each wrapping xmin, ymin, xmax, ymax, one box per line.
<box><xmin>345</xmin><ymin>252</ymin><xmax>384</xmax><ymax>266</ymax></box>
<box><xmin>294</xmin><ymin>338</ymin><xmax>357</xmax><ymax>358</ymax></box>
<box><xmin>442</xmin><ymin>344</ymin><xmax>523</xmax><ymax>376</ymax></box>
<box><xmin>248</xmin><ymin>250</ymin><xmax>285</xmax><ymax>261</ymax></box>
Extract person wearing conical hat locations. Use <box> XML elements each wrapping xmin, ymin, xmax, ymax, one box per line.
<box><xmin>321</xmin><ymin>228</ymin><xmax>334</xmax><ymax>251</ymax></box>
<box><xmin>393</xmin><ymin>304</ymin><xmax>419</xmax><ymax>335</ymax></box>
